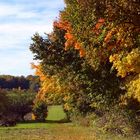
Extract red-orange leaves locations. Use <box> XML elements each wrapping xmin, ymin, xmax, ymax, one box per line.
<box><xmin>95</xmin><ymin>18</ymin><xmax>105</xmax><ymax>29</ymax></box>
<box><xmin>74</xmin><ymin>42</ymin><xmax>81</xmax><ymax>50</ymax></box>
<box><xmin>64</xmin><ymin>33</ymin><xmax>73</xmax><ymax>40</ymax></box>
<box><xmin>53</xmin><ymin>20</ymin><xmax>71</xmax><ymax>31</ymax></box>
<box><xmin>104</xmin><ymin>29</ymin><xmax>117</xmax><ymax>43</ymax></box>
<box><xmin>64</xmin><ymin>33</ymin><xmax>75</xmax><ymax>50</ymax></box>
<box><xmin>79</xmin><ymin>49</ymin><xmax>85</xmax><ymax>57</ymax></box>
<box><xmin>93</xmin><ymin>18</ymin><xmax>105</xmax><ymax>35</ymax></box>
<box><xmin>53</xmin><ymin>18</ymin><xmax>85</xmax><ymax>57</ymax></box>
<box><xmin>64</xmin><ymin>39</ymin><xmax>74</xmax><ymax>50</ymax></box>
<box><xmin>95</xmin><ymin>23</ymin><xmax>102</xmax><ymax>29</ymax></box>
<box><xmin>98</xmin><ymin>18</ymin><xmax>105</xmax><ymax>23</ymax></box>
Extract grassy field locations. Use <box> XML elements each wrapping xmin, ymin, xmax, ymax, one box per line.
<box><xmin>0</xmin><ymin>105</ymin><xmax>139</xmax><ymax>140</ymax></box>
<box><xmin>47</xmin><ymin>105</ymin><xmax>67</xmax><ymax>121</ymax></box>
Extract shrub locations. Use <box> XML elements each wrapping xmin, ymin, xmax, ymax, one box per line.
<box><xmin>91</xmin><ymin>106</ymin><xmax>139</xmax><ymax>136</ymax></box>
<box><xmin>33</xmin><ymin>100</ymin><xmax>48</xmax><ymax>122</ymax></box>
<box><xmin>7</xmin><ymin>90</ymin><xmax>36</xmax><ymax>121</ymax></box>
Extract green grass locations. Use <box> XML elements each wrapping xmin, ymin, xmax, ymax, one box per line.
<box><xmin>0</xmin><ymin>122</ymin><xmax>53</xmax><ymax>130</ymax></box>
<box><xmin>0</xmin><ymin>123</ymin><xmax>139</xmax><ymax>140</ymax></box>
<box><xmin>0</xmin><ymin>105</ymin><xmax>66</xmax><ymax>130</ymax></box>
<box><xmin>0</xmin><ymin>105</ymin><xmax>139</xmax><ymax>140</ymax></box>
<box><xmin>0</xmin><ymin>124</ymin><xmax>96</xmax><ymax>140</ymax></box>
<box><xmin>47</xmin><ymin>105</ymin><xmax>66</xmax><ymax>121</ymax></box>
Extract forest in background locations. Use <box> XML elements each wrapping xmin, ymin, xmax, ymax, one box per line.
<box><xmin>0</xmin><ymin>75</ymin><xmax>39</xmax><ymax>91</ymax></box>
<box><xmin>0</xmin><ymin>75</ymin><xmax>45</xmax><ymax>126</ymax></box>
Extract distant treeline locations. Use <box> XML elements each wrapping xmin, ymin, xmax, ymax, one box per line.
<box><xmin>0</xmin><ymin>75</ymin><xmax>40</xmax><ymax>91</ymax></box>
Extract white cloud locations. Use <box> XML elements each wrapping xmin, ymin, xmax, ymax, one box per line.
<box><xmin>0</xmin><ymin>50</ymin><xmax>34</xmax><ymax>76</ymax></box>
<box><xmin>0</xmin><ymin>23</ymin><xmax>52</xmax><ymax>33</ymax></box>
<box><xmin>0</xmin><ymin>21</ymin><xmax>53</xmax><ymax>52</ymax></box>
<box><xmin>0</xmin><ymin>0</ymin><xmax>64</xmax><ymax>19</ymax></box>
<box><xmin>0</xmin><ymin>0</ymin><xmax>65</xmax><ymax>76</ymax></box>
<box><xmin>0</xmin><ymin>4</ymin><xmax>56</xmax><ymax>19</ymax></box>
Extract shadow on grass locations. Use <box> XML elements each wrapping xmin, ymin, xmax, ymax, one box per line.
<box><xmin>46</xmin><ymin>119</ymin><xmax>71</xmax><ymax>123</ymax></box>
<box><xmin>19</xmin><ymin>118</ymin><xmax>71</xmax><ymax>124</ymax></box>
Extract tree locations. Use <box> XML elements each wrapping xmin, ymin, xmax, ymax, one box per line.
<box><xmin>0</xmin><ymin>75</ymin><xmax>40</xmax><ymax>91</ymax></box>
<box><xmin>32</xmin><ymin>100</ymin><xmax>48</xmax><ymax>122</ymax></box>
<box><xmin>29</xmin><ymin>0</ymin><xmax>140</xmax><ymax>134</ymax></box>
<box><xmin>7</xmin><ymin>90</ymin><xmax>36</xmax><ymax>121</ymax></box>
<box><xmin>30</xmin><ymin>23</ymin><xmax>123</xmax><ymax>118</ymax></box>
<box><xmin>55</xmin><ymin>0</ymin><xmax>140</xmax><ymax>104</ymax></box>
<box><xmin>0</xmin><ymin>89</ymin><xmax>9</xmax><ymax>117</ymax></box>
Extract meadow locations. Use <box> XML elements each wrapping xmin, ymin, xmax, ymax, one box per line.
<box><xmin>0</xmin><ymin>106</ymin><xmax>139</xmax><ymax>140</ymax></box>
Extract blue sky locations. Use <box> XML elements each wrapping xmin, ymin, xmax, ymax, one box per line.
<box><xmin>0</xmin><ymin>0</ymin><xmax>65</xmax><ymax>76</ymax></box>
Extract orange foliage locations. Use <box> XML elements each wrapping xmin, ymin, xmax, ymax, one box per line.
<box><xmin>74</xmin><ymin>42</ymin><xmax>81</xmax><ymax>50</ymax></box>
<box><xmin>31</xmin><ymin>113</ymin><xmax>36</xmax><ymax>120</ymax></box>
<box><xmin>31</xmin><ymin>62</ymin><xmax>39</xmax><ymax>69</ymax></box>
<box><xmin>95</xmin><ymin>23</ymin><xmax>103</xmax><ymax>30</ymax></box>
<box><xmin>64</xmin><ymin>39</ymin><xmax>75</xmax><ymax>50</ymax></box>
<box><xmin>104</xmin><ymin>29</ymin><xmax>116</xmax><ymax>43</ymax></box>
<box><xmin>98</xmin><ymin>18</ymin><xmax>105</xmax><ymax>23</ymax></box>
<box><xmin>79</xmin><ymin>49</ymin><xmax>86</xmax><ymax>57</ymax></box>
<box><xmin>31</xmin><ymin>63</ymin><xmax>46</xmax><ymax>81</ymax></box>
<box><xmin>53</xmin><ymin>18</ymin><xmax>85</xmax><ymax>57</ymax></box>
<box><xmin>93</xmin><ymin>18</ymin><xmax>105</xmax><ymax>35</ymax></box>
<box><xmin>53</xmin><ymin>20</ymin><xmax>71</xmax><ymax>31</ymax></box>
<box><xmin>65</xmin><ymin>33</ymin><xmax>73</xmax><ymax>40</ymax></box>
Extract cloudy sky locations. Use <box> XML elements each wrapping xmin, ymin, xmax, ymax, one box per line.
<box><xmin>0</xmin><ymin>0</ymin><xmax>65</xmax><ymax>76</ymax></box>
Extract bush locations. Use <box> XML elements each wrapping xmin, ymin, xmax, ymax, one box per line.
<box><xmin>7</xmin><ymin>90</ymin><xmax>36</xmax><ymax>121</ymax></box>
<box><xmin>0</xmin><ymin>89</ymin><xmax>8</xmax><ymax>115</ymax></box>
<box><xmin>91</xmin><ymin>106</ymin><xmax>139</xmax><ymax>136</ymax></box>
<box><xmin>33</xmin><ymin>100</ymin><xmax>48</xmax><ymax>122</ymax></box>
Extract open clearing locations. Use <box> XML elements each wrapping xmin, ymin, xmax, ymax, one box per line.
<box><xmin>0</xmin><ymin>106</ymin><xmax>139</xmax><ymax>140</ymax></box>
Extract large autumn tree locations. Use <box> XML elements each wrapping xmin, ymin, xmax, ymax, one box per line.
<box><xmin>55</xmin><ymin>0</ymin><xmax>140</xmax><ymax>103</ymax></box>
<box><xmin>30</xmin><ymin>0</ymin><xmax>140</xmax><ymax>134</ymax></box>
<box><xmin>30</xmin><ymin>25</ymin><xmax>123</xmax><ymax>119</ymax></box>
